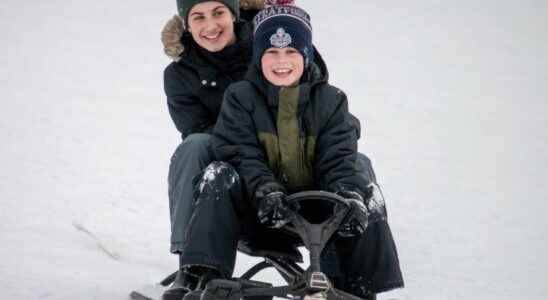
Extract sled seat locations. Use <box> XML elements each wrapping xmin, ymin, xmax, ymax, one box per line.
<box><xmin>238</xmin><ymin>239</ymin><xmax>303</xmax><ymax>263</ymax></box>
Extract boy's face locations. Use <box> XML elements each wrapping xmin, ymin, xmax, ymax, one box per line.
<box><xmin>261</xmin><ymin>47</ymin><xmax>304</xmax><ymax>87</ymax></box>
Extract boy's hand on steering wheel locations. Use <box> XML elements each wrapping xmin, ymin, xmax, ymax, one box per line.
<box><xmin>336</xmin><ymin>190</ymin><xmax>369</xmax><ymax>237</ymax></box>
<box><xmin>256</xmin><ymin>182</ymin><xmax>291</xmax><ymax>229</ymax></box>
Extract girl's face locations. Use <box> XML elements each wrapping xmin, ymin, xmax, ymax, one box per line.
<box><xmin>187</xmin><ymin>1</ymin><xmax>237</xmax><ymax>52</ymax></box>
<box><xmin>261</xmin><ymin>47</ymin><xmax>304</xmax><ymax>87</ymax></box>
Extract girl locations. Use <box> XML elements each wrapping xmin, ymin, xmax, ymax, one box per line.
<box><xmin>162</xmin><ymin>2</ymin><xmax>261</xmax><ymax>299</ymax></box>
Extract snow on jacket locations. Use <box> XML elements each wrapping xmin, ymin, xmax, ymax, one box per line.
<box><xmin>212</xmin><ymin>49</ymin><xmax>367</xmax><ymax>204</ymax></box>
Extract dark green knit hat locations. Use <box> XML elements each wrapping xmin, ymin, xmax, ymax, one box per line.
<box><xmin>177</xmin><ymin>0</ymin><xmax>239</xmax><ymax>24</ymax></box>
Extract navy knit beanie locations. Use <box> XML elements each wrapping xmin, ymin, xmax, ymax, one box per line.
<box><xmin>253</xmin><ymin>5</ymin><xmax>313</xmax><ymax>68</ymax></box>
<box><xmin>177</xmin><ymin>0</ymin><xmax>239</xmax><ymax>25</ymax></box>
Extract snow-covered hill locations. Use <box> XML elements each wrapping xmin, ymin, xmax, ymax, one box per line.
<box><xmin>1</xmin><ymin>1</ymin><xmax>547</xmax><ymax>299</ymax></box>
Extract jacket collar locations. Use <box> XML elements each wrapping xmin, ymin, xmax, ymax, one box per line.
<box><xmin>178</xmin><ymin>21</ymin><xmax>253</xmax><ymax>81</ymax></box>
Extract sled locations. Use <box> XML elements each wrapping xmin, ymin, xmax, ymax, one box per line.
<box><xmin>130</xmin><ymin>191</ymin><xmax>367</xmax><ymax>300</ymax></box>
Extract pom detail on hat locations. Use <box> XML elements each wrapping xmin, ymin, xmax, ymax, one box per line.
<box><xmin>265</xmin><ymin>0</ymin><xmax>296</xmax><ymax>7</ymax></box>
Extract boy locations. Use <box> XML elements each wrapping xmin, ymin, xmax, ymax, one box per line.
<box><xmin>173</xmin><ymin>5</ymin><xmax>404</xmax><ymax>300</ymax></box>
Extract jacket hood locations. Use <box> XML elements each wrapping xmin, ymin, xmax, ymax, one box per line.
<box><xmin>244</xmin><ymin>46</ymin><xmax>329</xmax><ymax>101</ymax></box>
<box><xmin>162</xmin><ymin>1</ymin><xmax>264</xmax><ymax>61</ymax></box>
<box><xmin>174</xmin><ymin>21</ymin><xmax>253</xmax><ymax>81</ymax></box>
<box><xmin>182</xmin><ymin>21</ymin><xmax>252</xmax><ymax>55</ymax></box>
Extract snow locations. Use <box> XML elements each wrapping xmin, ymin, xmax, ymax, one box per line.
<box><xmin>1</xmin><ymin>0</ymin><xmax>547</xmax><ymax>299</ymax></box>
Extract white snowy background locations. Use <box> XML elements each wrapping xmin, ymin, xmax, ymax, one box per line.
<box><xmin>1</xmin><ymin>0</ymin><xmax>547</xmax><ymax>299</ymax></box>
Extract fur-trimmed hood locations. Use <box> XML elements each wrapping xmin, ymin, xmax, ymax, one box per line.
<box><xmin>161</xmin><ymin>0</ymin><xmax>266</xmax><ymax>61</ymax></box>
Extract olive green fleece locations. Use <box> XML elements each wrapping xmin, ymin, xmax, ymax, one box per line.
<box><xmin>258</xmin><ymin>132</ymin><xmax>280</xmax><ymax>174</ymax></box>
<box><xmin>276</xmin><ymin>86</ymin><xmax>314</xmax><ymax>191</ymax></box>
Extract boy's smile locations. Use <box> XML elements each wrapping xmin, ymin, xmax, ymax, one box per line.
<box><xmin>261</xmin><ymin>47</ymin><xmax>304</xmax><ymax>87</ymax></box>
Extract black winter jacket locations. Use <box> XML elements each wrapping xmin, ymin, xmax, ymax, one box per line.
<box><xmin>164</xmin><ymin>21</ymin><xmax>254</xmax><ymax>139</ymax></box>
<box><xmin>212</xmin><ymin>50</ymin><xmax>367</xmax><ymax>204</ymax></box>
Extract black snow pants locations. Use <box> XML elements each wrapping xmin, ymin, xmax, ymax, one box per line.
<box><xmin>179</xmin><ymin>154</ymin><xmax>404</xmax><ymax>296</ymax></box>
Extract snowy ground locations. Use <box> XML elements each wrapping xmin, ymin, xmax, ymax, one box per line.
<box><xmin>1</xmin><ymin>0</ymin><xmax>547</xmax><ymax>299</ymax></box>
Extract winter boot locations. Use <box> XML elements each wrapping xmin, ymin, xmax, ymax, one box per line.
<box><xmin>182</xmin><ymin>266</ymin><xmax>223</xmax><ymax>300</ymax></box>
<box><xmin>365</xmin><ymin>293</ymin><xmax>377</xmax><ymax>300</ymax></box>
<box><xmin>162</xmin><ymin>268</ymin><xmax>198</xmax><ymax>300</ymax></box>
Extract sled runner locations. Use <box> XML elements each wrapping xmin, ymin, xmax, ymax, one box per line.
<box><xmin>130</xmin><ymin>191</ymin><xmax>367</xmax><ymax>300</ymax></box>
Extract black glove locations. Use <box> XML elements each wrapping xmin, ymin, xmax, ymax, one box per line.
<box><xmin>362</xmin><ymin>182</ymin><xmax>387</xmax><ymax>224</ymax></box>
<box><xmin>336</xmin><ymin>190</ymin><xmax>369</xmax><ymax>237</ymax></box>
<box><xmin>256</xmin><ymin>182</ymin><xmax>290</xmax><ymax>229</ymax></box>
